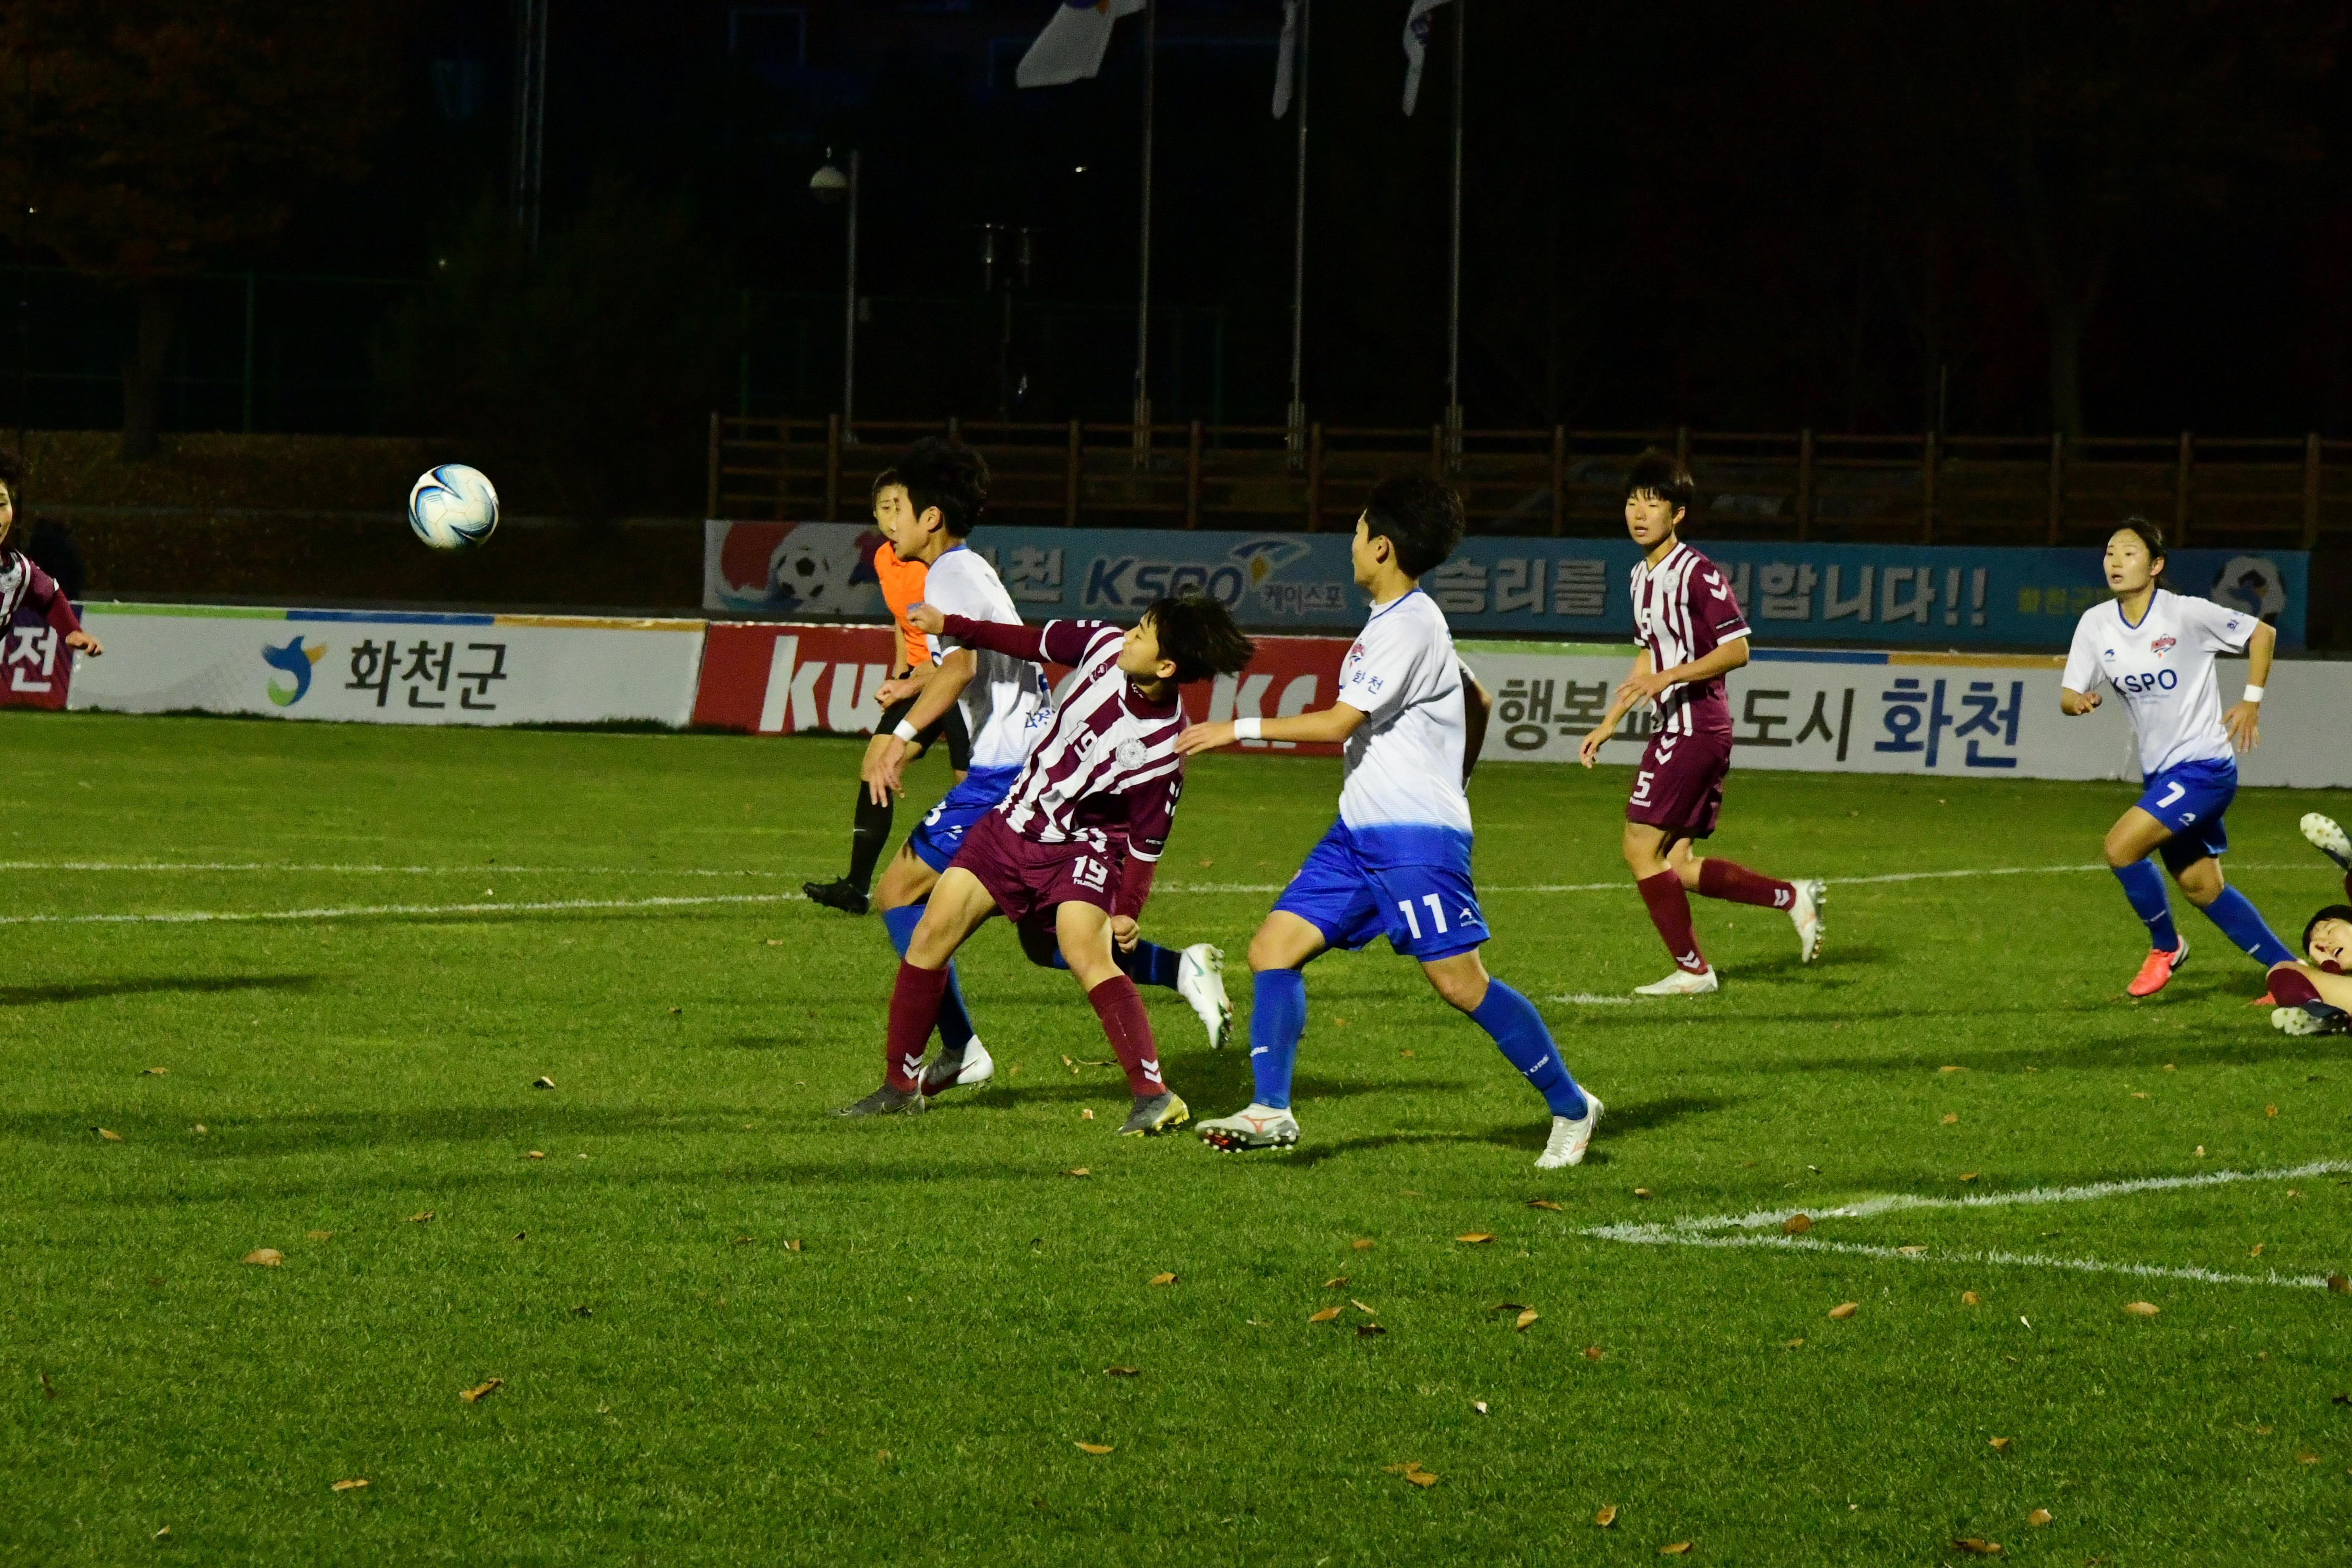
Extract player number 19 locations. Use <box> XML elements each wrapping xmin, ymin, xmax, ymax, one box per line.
<box><xmin>1396</xmin><ymin>893</ymin><xmax>1448</xmax><ymax>940</ymax></box>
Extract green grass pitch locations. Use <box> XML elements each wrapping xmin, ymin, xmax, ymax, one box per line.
<box><xmin>4</xmin><ymin>710</ymin><xmax>2349</xmax><ymax>1565</ymax></box>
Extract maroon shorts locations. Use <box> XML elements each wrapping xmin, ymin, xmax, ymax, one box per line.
<box><xmin>950</xmin><ymin>810</ymin><xmax>1124</xmax><ymax>926</ymax></box>
<box><xmin>1625</xmin><ymin>726</ymin><xmax>1732</xmax><ymax>839</ymax></box>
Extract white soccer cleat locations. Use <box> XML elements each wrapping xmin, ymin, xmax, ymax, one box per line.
<box><xmin>1634</xmin><ymin>966</ymin><xmax>1719</xmax><ymax>996</ymax></box>
<box><xmin>1790</xmin><ymin>879</ymin><xmax>1826</xmax><ymax>963</ymax></box>
<box><xmin>1196</xmin><ymin>1102</ymin><xmax>1299</xmax><ymax>1152</ymax></box>
<box><xmin>2272</xmin><ymin>1004</ymin><xmax>2347</xmax><ymax>1037</ymax></box>
<box><xmin>1176</xmin><ymin>943</ymin><xmax>1234</xmax><ymax>1050</ymax></box>
<box><xmin>1535</xmin><ymin>1093</ymin><xmax>1603</xmax><ymax>1169</ymax></box>
<box><xmin>917</xmin><ymin>1037</ymin><xmax>994</xmax><ymax>1097</ymax></box>
<box><xmin>2304</xmin><ymin>812</ymin><xmax>2351</xmax><ymax>873</ymax></box>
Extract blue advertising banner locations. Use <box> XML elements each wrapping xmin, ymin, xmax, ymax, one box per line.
<box><xmin>703</xmin><ymin>521</ymin><xmax>2308</xmax><ymax>651</ymax></box>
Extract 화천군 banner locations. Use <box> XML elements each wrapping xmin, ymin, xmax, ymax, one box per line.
<box><xmin>703</xmin><ymin>521</ymin><xmax>2309</xmax><ymax>651</ymax></box>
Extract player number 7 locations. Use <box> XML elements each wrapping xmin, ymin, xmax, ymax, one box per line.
<box><xmin>1396</xmin><ymin>894</ymin><xmax>1448</xmax><ymax>940</ymax></box>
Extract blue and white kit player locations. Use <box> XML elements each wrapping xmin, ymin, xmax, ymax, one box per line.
<box><xmin>1175</xmin><ymin>475</ymin><xmax>1603</xmax><ymax>1169</ymax></box>
<box><xmin>2058</xmin><ymin>518</ymin><xmax>2294</xmax><ymax>997</ymax></box>
<box><xmin>861</xmin><ymin>440</ymin><xmax>1054</xmax><ymax>1094</ymax></box>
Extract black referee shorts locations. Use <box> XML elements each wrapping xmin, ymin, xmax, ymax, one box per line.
<box><xmin>878</xmin><ymin>693</ymin><xmax>972</xmax><ymax>773</ymax></box>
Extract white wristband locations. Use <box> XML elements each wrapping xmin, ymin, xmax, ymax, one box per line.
<box><xmin>1233</xmin><ymin>716</ymin><xmax>1263</xmax><ymax>741</ymax></box>
<box><xmin>2242</xmin><ymin>684</ymin><xmax>2264</xmax><ymax>704</ymax></box>
<box><xmin>892</xmin><ymin>721</ymin><xmax>920</xmax><ymax>743</ymax></box>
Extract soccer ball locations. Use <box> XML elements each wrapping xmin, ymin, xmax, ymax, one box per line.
<box><xmin>769</xmin><ymin>536</ymin><xmax>844</xmax><ymax>611</ymax></box>
<box><xmin>408</xmin><ymin>465</ymin><xmax>500</xmax><ymax>551</ymax></box>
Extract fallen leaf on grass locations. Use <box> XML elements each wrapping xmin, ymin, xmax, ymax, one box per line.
<box><xmin>733</xmin><ymin>1236</ymin><xmax>754</xmax><ymax>1246</ymax></box>
<box><xmin>1456</xmin><ymin>1233</ymin><xmax>1495</xmax><ymax>1244</ymax></box>
<box><xmin>1350</xmin><ymin>1298</ymin><xmax>1376</xmax><ymax>1315</ymax></box>
<box><xmin>1081</xmin><ymin>1109</ymin><xmax>1094</xmax><ymax>1121</ymax></box>
<box><xmin>2132</xmin><ymin>1092</ymin><xmax>2149</xmax><ymax>1100</ymax></box>
<box><xmin>531</xmin><ymin>1077</ymin><xmax>555</xmax><ymax>1090</ymax></box>
<box><xmin>154</xmin><ymin>1527</ymin><xmax>170</xmax><ymax>1540</ymax></box>
<box><xmin>1582</xmin><ymin>1345</ymin><xmax>1604</xmax><ymax>1360</ymax></box>
<box><xmin>1399</xmin><ymin>1049</ymin><xmax>1415</xmax><ymax>1059</ymax></box>
<box><xmin>2267</xmin><ymin>1104</ymin><xmax>2279</xmax><ymax>1118</ymax></box>
<box><xmin>308</xmin><ymin>1230</ymin><xmax>333</xmax><ymax>1241</ymax></box>
<box><xmin>1105</xmin><ymin>1366</ymin><xmax>1140</xmax><ymax>1377</ymax></box>
<box><xmin>1989</xmin><ymin>1437</ymin><xmax>2012</xmax><ymax>1453</ymax></box>
<box><xmin>1960</xmin><ymin>1172</ymin><xmax>1981</xmax><ymax>1183</ymax></box>
<box><xmin>1352</xmin><ymin>1238</ymin><xmax>1375</xmax><ymax>1251</ymax></box>
<box><xmin>1472</xmin><ymin>1400</ymin><xmax>1489</xmax><ymax>1415</ymax></box>
<box><xmin>572</xmin><ymin>1304</ymin><xmax>592</xmax><ymax>1317</ymax></box>
<box><xmin>2297</xmin><ymin>1452</ymin><xmax>2319</xmax><ymax>1465</ymax></box>
<box><xmin>1356</xmin><ymin>1324</ymin><xmax>1388</xmax><ymax>1337</ymax></box>
<box><xmin>785</xmin><ymin>1239</ymin><xmax>804</xmax><ymax>1252</ymax></box>
<box><xmin>1949</xmin><ymin>1538</ymin><xmax>2003</xmax><ymax>1556</ymax></box>
<box><xmin>765</xmin><ymin>938</ymin><xmax>784</xmax><ymax>947</ymax></box>
<box><xmin>1897</xmin><ymin>1244</ymin><xmax>1926</xmax><ymax>1256</ymax></box>
<box><xmin>2250</xmin><ymin>1243</ymin><xmax>2264</xmax><ymax>1258</ymax></box>
<box><xmin>1308</xmin><ymin>1307</ymin><xmax>1343</xmax><ymax>1324</ymax></box>
<box><xmin>39</xmin><ymin>1371</ymin><xmax>57</xmax><ymax>1399</ymax></box>
<box><xmin>1514</xmin><ymin>1309</ymin><xmax>1539</xmax><ymax>1331</ymax></box>
<box><xmin>2328</xmin><ymin>1274</ymin><xmax>2349</xmax><ymax>1293</ymax></box>
<box><xmin>1940</xmin><ymin>1064</ymin><xmax>1964</xmax><ymax>1073</ymax></box>
<box><xmin>94</xmin><ymin>1127</ymin><xmax>123</xmax><ymax>1142</ymax></box>
<box><xmin>1527</xmin><ymin>1199</ymin><xmax>1563</xmax><ymax>1211</ymax></box>
<box><xmin>1073</xmin><ymin>1442</ymin><xmax>1114</xmax><ymax>1456</ymax></box>
<box><xmin>1594</xmin><ymin>1504</ymin><xmax>1618</xmax><ymax>1527</ymax></box>
<box><xmin>242</xmin><ymin>1249</ymin><xmax>283</xmax><ymax>1267</ymax></box>
<box><xmin>2123</xmin><ymin>1301</ymin><xmax>2160</xmax><ymax>1318</ymax></box>
<box><xmin>1148</xmin><ymin>1272</ymin><xmax>1177</xmax><ymax>1286</ymax></box>
<box><xmin>525</xmin><ymin>1151</ymin><xmax>545</xmax><ymax>1160</ymax></box>
<box><xmin>408</xmin><ymin>1211</ymin><xmax>434</xmax><ymax>1224</ymax></box>
<box><xmin>1783</xmin><ymin>1214</ymin><xmax>1812</xmax><ymax>1235</ymax></box>
<box><xmin>459</xmin><ymin>1379</ymin><xmax>503</xmax><ymax>1403</ymax></box>
<box><xmin>1828</xmin><ymin>1301</ymin><xmax>1859</xmax><ymax>1320</ymax></box>
<box><xmin>141</xmin><ymin>1067</ymin><xmax>167</xmax><ymax>1076</ymax></box>
<box><xmin>1942</xmin><ymin>1113</ymin><xmax>1960</xmax><ymax>1125</ymax></box>
<box><xmin>1324</xmin><ymin>1276</ymin><xmax>1350</xmax><ymax>1289</ymax></box>
<box><xmin>331</xmin><ymin>1478</ymin><xmax>368</xmax><ymax>1493</ymax></box>
<box><xmin>190</xmin><ymin>1125</ymin><xmax>206</xmax><ymax>1135</ymax></box>
<box><xmin>1784</xmin><ymin>1338</ymin><xmax>1804</xmax><ymax>1349</ymax></box>
<box><xmin>1962</xmin><ymin>1291</ymin><xmax>1982</xmax><ymax>1306</ymax></box>
<box><xmin>2195</xmin><ymin>1145</ymin><xmax>2205</xmax><ymax>1157</ymax></box>
<box><xmin>1658</xmin><ymin>1543</ymin><xmax>1692</xmax><ymax>1556</ymax></box>
<box><xmin>1383</xmin><ymin>1462</ymin><xmax>1438</xmax><ymax>1487</ymax></box>
<box><xmin>2027</xmin><ymin>1508</ymin><xmax>2052</xmax><ymax>1527</ymax></box>
<box><xmin>1064</xmin><ymin>1168</ymin><xmax>1091</xmax><ymax>1178</ymax></box>
<box><xmin>1633</xmin><ymin>1188</ymin><xmax>1653</xmax><ymax>1200</ymax></box>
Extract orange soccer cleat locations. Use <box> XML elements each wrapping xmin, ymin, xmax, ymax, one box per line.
<box><xmin>2127</xmin><ymin>940</ymin><xmax>2189</xmax><ymax>997</ymax></box>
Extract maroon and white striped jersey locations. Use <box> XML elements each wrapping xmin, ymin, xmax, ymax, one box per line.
<box><xmin>935</xmin><ymin>615</ymin><xmax>1184</xmax><ymax>861</ymax></box>
<box><xmin>1629</xmin><ymin>542</ymin><xmax>1749</xmax><ymax>737</ymax></box>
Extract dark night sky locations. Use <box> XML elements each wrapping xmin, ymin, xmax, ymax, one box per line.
<box><xmin>57</xmin><ymin>1</ymin><xmax>2352</xmax><ymax>436</ymax></box>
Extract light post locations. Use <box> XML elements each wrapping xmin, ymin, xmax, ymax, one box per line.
<box><xmin>810</xmin><ymin>149</ymin><xmax>860</xmax><ymax>439</ymax></box>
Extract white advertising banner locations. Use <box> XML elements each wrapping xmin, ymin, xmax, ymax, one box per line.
<box><xmin>1463</xmin><ymin>643</ymin><xmax>2352</xmax><ymax>789</ymax></box>
<box><xmin>67</xmin><ymin>606</ymin><xmax>707</xmax><ymax>729</ymax></box>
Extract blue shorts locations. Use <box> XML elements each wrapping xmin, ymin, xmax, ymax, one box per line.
<box><xmin>907</xmin><ymin>764</ymin><xmax>1024</xmax><ymax>873</ymax></box>
<box><xmin>1273</xmin><ymin>820</ymin><xmax>1490</xmax><ymax>962</ymax></box>
<box><xmin>2135</xmin><ymin>757</ymin><xmax>2235</xmax><ymax>874</ymax></box>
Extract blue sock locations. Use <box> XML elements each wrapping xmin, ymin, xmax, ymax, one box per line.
<box><xmin>2111</xmin><ymin>861</ymin><xmax>2179</xmax><ymax>951</ymax></box>
<box><xmin>1470</xmin><ymin>979</ymin><xmax>1588</xmax><ymax>1120</ymax></box>
<box><xmin>880</xmin><ymin>903</ymin><xmax>975</xmax><ymax>1053</ymax></box>
<box><xmin>1247</xmin><ymin>969</ymin><xmax>1308</xmax><ymax>1110</ymax></box>
<box><xmin>2199</xmin><ymin>886</ymin><xmax>2295</xmax><ymax>966</ymax></box>
<box><xmin>1048</xmin><ymin>939</ymin><xmax>1183</xmax><ymax>989</ymax></box>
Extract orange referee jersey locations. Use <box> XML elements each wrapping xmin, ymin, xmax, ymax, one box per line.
<box><xmin>873</xmin><ymin>542</ymin><xmax>930</xmax><ymax>672</ymax></box>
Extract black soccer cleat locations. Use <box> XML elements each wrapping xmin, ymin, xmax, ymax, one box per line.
<box><xmin>831</xmin><ymin>1085</ymin><xmax>925</xmax><ymax>1118</ymax></box>
<box><xmin>803</xmin><ymin>878</ymin><xmax>871</xmax><ymax>916</ymax></box>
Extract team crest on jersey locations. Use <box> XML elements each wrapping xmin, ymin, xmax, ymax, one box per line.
<box><xmin>1115</xmin><ymin>738</ymin><xmax>1147</xmax><ymax>770</ymax></box>
<box><xmin>2149</xmin><ymin>635</ymin><xmax>2177</xmax><ymax>657</ymax></box>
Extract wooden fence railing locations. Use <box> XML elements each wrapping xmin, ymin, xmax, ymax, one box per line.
<box><xmin>709</xmin><ymin>416</ymin><xmax>2352</xmax><ymax>550</ymax></box>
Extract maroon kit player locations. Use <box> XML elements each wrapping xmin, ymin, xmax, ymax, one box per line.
<box><xmin>1580</xmin><ymin>449</ymin><xmax>1822</xmax><ymax>996</ymax></box>
<box><xmin>834</xmin><ymin>595</ymin><xmax>1255</xmax><ymax>1131</ymax></box>
<box><xmin>0</xmin><ymin>449</ymin><xmax>105</xmax><ymax>670</ymax></box>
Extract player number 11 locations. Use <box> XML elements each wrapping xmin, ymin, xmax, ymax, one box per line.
<box><xmin>1396</xmin><ymin>893</ymin><xmax>1448</xmax><ymax>940</ymax></box>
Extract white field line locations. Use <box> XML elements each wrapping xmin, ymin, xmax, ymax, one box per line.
<box><xmin>0</xmin><ymin>893</ymin><xmax>799</xmax><ymax>928</ymax></box>
<box><xmin>1584</xmin><ymin>1160</ymin><xmax>2352</xmax><ymax>1293</ymax></box>
<box><xmin>1550</xmin><ymin>992</ymin><xmax>1634</xmax><ymax>1005</ymax></box>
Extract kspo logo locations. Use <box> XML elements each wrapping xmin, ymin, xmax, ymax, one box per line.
<box><xmin>2116</xmin><ymin>668</ymin><xmax>2180</xmax><ymax>695</ymax></box>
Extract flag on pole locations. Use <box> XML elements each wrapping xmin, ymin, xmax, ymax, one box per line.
<box><xmin>1016</xmin><ymin>0</ymin><xmax>1147</xmax><ymax>88</ymax></box>
<box><xmin>1401</xmin><ymin>0</ymin><xmax>1457</xmax><ymax>115</ymax></box>
<box><xmin>1272</xmin><ymin>0</ymin><xmax>1300</xmax><ymax>117</ymax></box>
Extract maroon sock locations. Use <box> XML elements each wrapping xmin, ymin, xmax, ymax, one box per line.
<box><xmin>2268</xmin><ymin>967</ymin><xmax>2322</xmax><ymax>1007</ymax></box>
<box><xmin>1697</xmin><ymin>857</ymin><xmax>1797</xmax><ymax>911</ymax></box>
<box><xmin>1086</xmin><ymin>975</ymin><xmax>1166</xmax><ymax>1097</ymax></box>
<box><xmin>1637</xmin><ymin>869</ymin><xmax>1708</xmax><ymax>973</ymax></box>
<box><xmin>885</xmin><ymin>962</ymin><xmax>950</xmax><ymax>1092</ymax></box>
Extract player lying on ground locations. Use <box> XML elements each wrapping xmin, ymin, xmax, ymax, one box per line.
<box><xmin>0</xmin><ymin>450</ymin><xmax>104</xmax><ymax>661</ymax></box>
<box><xmin>2058</xmin><ymin>519</ymin><xmax>2295</xmax><ymax>998</ymax></box>
<box><xmin>836</xmin><ymin>595</ymin><xmax>1255</xmax><ymax>1131</ymax></box>
<box><xmin>1578</xmin><ymin>448</ymin><xmax>1820</xmax><ymax>996</ymax></box>
<box><xmin>1174</xmin><ymin>475</ymin><xmax>1605</xmax><ymax>1170</ymax></box>
<box><xmin>803</xmin><ymin>465</ymin><xmax>972</xmax><ymax>916</ymax></box>
<box><xmin>2264</xmin><ymin>904</ymin><xmax>2352</xmax><ymax>1037</ymax></box>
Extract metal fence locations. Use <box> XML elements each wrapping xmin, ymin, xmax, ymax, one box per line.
<box><xmin>711</xmin><ymin>416</ymin><xmax>2352</xmax><ymax>550</ymax></box>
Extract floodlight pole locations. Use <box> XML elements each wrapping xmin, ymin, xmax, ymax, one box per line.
<box><xmin>1443</xmin><ymin>0</ymin><xmax>1465</xmax><ymax>470</ymax></box>
<box><xmin>843</xmin><ymin>148</ymin><xmax>860</xmax><ymax>440</ymax></box>
<box><xmin>1285</xmin><ymin>0</ymin><xmax>1311</xmax><ymax>470</ymax></box>
<box><xmin>512</xmin><ymin>0</ymin><xmax>547</xmax><ymax>250</ymax></box>
<box><xmin>1131</xmin><ymin>0</ymin><xmax>1156</xmax><ymax>467</ymax></box>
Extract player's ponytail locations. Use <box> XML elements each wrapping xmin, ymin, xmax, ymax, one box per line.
<box><xmin>2112</xmin><ymin>517</ymin><xmax>2170</xmax><ymax>591</ymax></box>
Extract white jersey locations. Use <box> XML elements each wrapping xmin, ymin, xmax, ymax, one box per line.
<box><xmin>2062</xmin><ymin>589</ymin><xmax>2256</xmax><ymax>778</ymax></box>
<box><xmin>1333</xmin><ymin>588</ymin><xmax>1473</xmax><ymax>844</ymax></box>
<box><xmin>923</xmin><ymin>545</ymin><xmax>1053</xmax><ymax>772</ymax></box>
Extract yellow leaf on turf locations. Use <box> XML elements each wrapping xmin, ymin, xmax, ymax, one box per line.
<box><xmin>1939</xmin><ymin>1064</ymin><xmax>1964</xmax><ymax>1073</ymax></box>
<box><xmin>1659</xmin><ymin>1543</ymin><xmax>1693</xmax><ymax>1556</ymax></box>
<box><xmin>1785</xmin><ymin>1338</ymin><xmax>1804</xmax><ymax>1349</ymax></box>
<box><xmin>1148</xmin><ymin>1272</ymin><xmax>1176</xmax><ymax>1286</ymax></box>
<box><xmin>1942</xmin><ymin>1113</ymin><xmax>1960</xmax><ymax>1125</ymax></box>
<box><xmin>2027</xmin><ymin>1508</ymin><xmax>2052</xmax><ymax>1527</ymax></box>
<box><xmin>1595</xmin><ymin>1504</ymin><xmax>1618</xmax><ymax>1527</ymax></box>
<box><xmin>1352</xmin><ymin>1238</ymin><xmax>1374</xmax><ymax>1251</ymax></box>
<box><xmin>2123</xmin><ymin>1301</ymin><xmax>2160</xmax><ymax>1317</ymax></box>
<box><xmin>1065</xmin><ymin>1168</ymin><xmax>1090</xmax><ymax>1178</ymax></box>
<box><xmin>1472</xmin><ymin>1400</ymin><xmax>1488</xmax><ymax>1415</ymax></box>
<box><xmin>526</xmin><ymin>1151</ymin><xmax>545</xmax><ymax>1160</ymax></box>
<box><xmin>1989</xmin><ymin>1437</ymin><xmax>2012</xmax><ymax>1453</ymax></box>
<box><xmin>1783</xmin><ymin>1214</ymin><xmax>1812</xmax><ymax>1235</ymax></box>
<box><xmin>95</xmin><ymin>1128</ymin><xmax>122</xmax><ymax>1142</ymax></box>
<box><xmin>1633</xmin><ymin>1188</ymin><xmax>1654</xmax><ymax>1199</ymax></box>
<box><xmin>331</xmin><ymin>1478</ymin><xmax>368</xmax><ymax>1493</ymax></box>
<box><xmin>1105</xmin><ymin>1367</ymin><xmax>1139</xmax><ymax>1377</ymax></box>
<box><xmin>2249</xmin><ymin>1243</ymin><xmax>2264</xmax><ymax>1258</ymax></box>
<box><xmin>2298</xmin><ymin>1451</ymin><xmax>2319</xmax><ymax>1465</ymax></box>
<box><xmin>531</xmin><ymin>1077</ymin><xmax>555</xmax><ymax>1090</ymax></box>
<box><xmin>408</xmin><ymin>1211</ymin><xmax>433</xmax><ymax>1224</ymax></box>
<box><xmin>1074</xmin><ymin>1442</ymin><xmax>1113</xmax><ymax>1456</ymax></box>
<box><xmin>1309</xmin><ymin>1307</ymin><xmax>1343</xmax><ymax>1324</ymax></box>
<box><xmin>1351</xmin><ymin>1299</ymin><xmax>1376</xmax><ymax>1316</ymax></box>
<box><xmin>1897</xmin><ymin>1245</ymin><xmax>1925</xmax><ymax>1256</ymax></box>
<box><xmin>1828</xmin><ymin>1301</ymin><xmax>1859</xmax><ymax>1319</ymax></box>
<box><xmin>2267</xmin><ymin>1104</ymin><xmax>2279</xmax><ymax>1117</ymax></box>
<box><xmin>1950</xmin><ymin>1538</ymin><xmax>2003</xmax><ymax>1556</ymax></box>
<box><xmin>458</xmin><ymin>1378</ymin><xmax>503</xmax><ymax>1403</ymax></box>
<box><xmin>1324</xmin><ymin>1276</ymin><xmax>1349</xmax><ymax>1289</ymax></box>
<box><xmin>1403</xmin><ymin>1467</ymin><xmax>1436</xmax><ymax>1487</ymax></box>
<box><xmin>1960</xmin><ymin>1172</ymin><xmax>1981</xmax><ymax>1183</ymax></box>
<box><xmin>2330</xmin><ymin>1274</ymin><xmax>2350</xmax><ymax>1293</ymax></box>
<box><xmin>1582</xmin><ymin>1345</ymin><xmax>1604</xmax><ymax>1360</ymax></box>
<box><xmin>2132</xmin><ymin>1091</ymin><xmax>2149</xmax><ymax>1100</ymax></box>
<box><xmin>1527</xmin><ymin>1199</ymin><xmax>1563</xmax><ymax>1211</ymax></box>
<box><xmin>1456</xmin><ymin>1233</ymin><xmax>1494</xmax><ymax>1244</ymax></box>
<box><xmin>308</xmin><ymin>1230</ymin><xmax>333</xmax><ymax>1241</ymax></box>
<box><xmin>785</xmin><ymin>1239</ymin><xmax>804</xmax><ymax>1252</ymax></box>
<box><xmin>1514</xmin><ymin>1309</ymin><xmax>1538</xmax><ymax>1331</ymax></box>
<box><xmin>141</xmin><ymin>1067</ymin><xmax>167</xmax><ymax>1076</ymax></box>
<box><xmin>242</xmin><ymin>1249</ymin><xmax>283</xmax><ymax>1267</ymax></box>
<box><xmin>1081</xmin><ymin>1109</ymin><xmax>1094</xmax><ymax>1120</ymax></box>
<box><xmin>1962</xmin><ymin>1290</ymin><xmax>1982</xmax><ymax>1305</ymax></box>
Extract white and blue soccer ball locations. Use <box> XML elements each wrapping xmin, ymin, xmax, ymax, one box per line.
<box><xmin>407</xmin><ymin>464</ymin><xmax>500</xmax><ymax>551</ymax></box>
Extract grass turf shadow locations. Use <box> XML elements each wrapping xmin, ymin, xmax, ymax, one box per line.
<box><xmin>0</xmin><ymin>973</ymin><xmax>320</xmax><ymax>1007</ymax></box>
<box><xmin>1284</xmin><ymin>1094</ymin><xmax>1731</xmax><ymax>1167</ymax></box>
